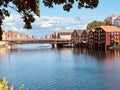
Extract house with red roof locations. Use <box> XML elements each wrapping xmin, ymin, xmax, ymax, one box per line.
<box><xmin>94</xmin><ymin>26</ymin><xmax>120</xmax><ymax>49</ymax></box>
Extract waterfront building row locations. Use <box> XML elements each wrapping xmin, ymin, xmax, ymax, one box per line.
<box><xmin>46</xmin><ymin>25</ymin><xmax>120</xmax><ymax>49</ymax></box>
<box><xmin>71</xmin><ymin>26</ymin><xmax>120</xmax><ymax>49</ymax></box>
<box><xmin>2</xmin><ymin>31</ymin><xmax>35</xmax><ymax>40</ymax></box>
<box><xmin>45</xmin><ymin>30</ymin><xmax>73</xmax><ymax>40</ymax></box>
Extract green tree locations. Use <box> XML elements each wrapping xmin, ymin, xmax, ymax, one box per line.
<box><xmin>43</xmin><ymin>0</ymin><xmax>99</xmax><ymax>12</ymax></box>
<box><xmin>0</xmin><ymin>0</ymin><xmax>99</xmax><ymax>40</ymax></box>
<box><xmin>0</xmin><ymin>0</ymin><xmax>40</xmax><ymax>29</ymax></box>
<box><xmin>0</xmin><ymin>77</ymin><xmax>8</xmax><ymax>90</ymax></box>
<box><xmin>0</xmin><ymin>0</ymin><xmax>40</xmax><ymax>40</ymax></box>
<box><xmin>19</xmin><ymin>85</ymin><xmax>24</xmax><ymax>90</ymax></box>
<box><xmin>0</xmin><ymin>77</ymin><xmax>25</xmax><ymax>90</ymax></box>
<box><xmin>86</xmin><ymin>20</ymin><xmax>105</xmax><ymax>31</ymax></box>
<box><xmin>104</xmin><ymin>20</ymin><xmax>112</xmax><ymax>25</ymax></box>
<box><xmin>0</xmin><ymin>0</ymin><xmax>99</xmax><ymax>29</ymax></box>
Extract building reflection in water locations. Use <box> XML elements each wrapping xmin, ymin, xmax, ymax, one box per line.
<box><xmin>72</xmin><ymin>48</ymin><xmax>120</xmax><ymax>61</ymax></box>
<box><xmin>0</xmin><ymin>48</ymin><xmax>8</xmax><ymax>60</ymax></box>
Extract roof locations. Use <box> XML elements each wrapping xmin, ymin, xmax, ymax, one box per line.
<box><xmin>84</xmin><ymin>30</ymin><xmax>91</xmax><ymax>33</ymax></box>
<box><xmin>99</xmin><ymin>26</ymin><xmax>120</xmax><ymax>32</ymax></box>
<box><xmin>54</xmin><ymin>30</ymin><xmax>73</xmax><ymax>36</ymax></box>
<box><xmin>55</xmin><ymin>30</ymin><xmax>74</xmax><ymax>33</ymax></box>
<box><xmin>115</xmin><ymin>17</ymin><xmax>120</xmax><ymax>20</ymax></box>
<box><xmin>59</xmin><ymin>35</ymin><xmax>71</xmax><ymax>40</ymax></box>
<box><xmin>74</xmin><ymin>30</ymin><xmax>84</xmax><ymax>36</ymax></box>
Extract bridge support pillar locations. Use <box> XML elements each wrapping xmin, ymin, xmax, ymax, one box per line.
<box><xmin>52</xmin><ymin>43</ymin><xmax>57</xmax><ymax>48</ymax></box>
<box><xmin>7</xmin><ymin>45</ymin><xmax>12</xmax><ymax>49</ymax></box>
<box><xmin>5</xmin><ymin>41</ymin><xmax>12</xmax><ymax>49</ymax></box>
<box><xmin>52</xmin><ymin>43</ymin><xmax>63</xmax><ymax>48</ymax></box>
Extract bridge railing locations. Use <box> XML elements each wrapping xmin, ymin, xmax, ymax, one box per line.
<box><xmin>4</xmin><ymin>38</ymin><xmax>71</xmax><ymax>45</ymax></box>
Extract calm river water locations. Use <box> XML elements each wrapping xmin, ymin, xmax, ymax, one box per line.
<box><xmin>0</xmin><ymin>44</ymin><xmax>120</xmax><ymax>90</ymax></box>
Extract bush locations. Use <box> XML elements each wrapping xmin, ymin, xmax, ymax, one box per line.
<box><xmin>0</xmin><ymin>77</ymin><xmax>24</xmax><ymax>90</ymax></box>
<box><xmin>116</xmin><ymin>42</ymin><xmax>120</xmax><ymax>46</ymax></box>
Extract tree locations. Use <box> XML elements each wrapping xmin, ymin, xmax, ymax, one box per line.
<box><xmin>0</xmin><ymin>0</ymin><xmax>40</xmax><ymax>29</ymax></box>
<box><xmin>43</xmin><ymin>0</ymin><xmax>99</xmax><ymax>12</ymax></box>
<box><xmin>0</xmin><ymin>0</ymin><xmax>99</xmax><ymax>29</ymax></box>
<box><xmin>0</xmin><ymin>77</ymin><xmax>8</xmax><ymax>90</ymax></box>
<box><xmin>86</xmin><ymin>20</ymin><xmax>105</xmax><ymax>31</ymax></box>
<box><xmin>86</xmin><ymin>20</ymin><xmax>113</xmax><ymax>30</ymax></box>
<box><xmin>0</xmin><ymin>0</ymin><xmax>40</xmax><ymax>40</ymax></box>
<box><xmin>0</xmin><ymin>77</ymin><xmax>25</xmax><ymax>90</ymax></box>
<box><xmin>19</xmin><ymin>85</ymin><xmax>24</xmax><ymax>90</ymax></box>
<box><xmin>104</xmin><ymin>20</ymin><xmax>112</xmax><ymax>25</ymax></box>
<box><xmin>0</xmin><ymin>0</ymin><xmax>99</xmax><ymax>40</ymax></box>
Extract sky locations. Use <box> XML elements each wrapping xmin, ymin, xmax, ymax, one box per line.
<box><xmin>2</xmin><ymin>0</ymin><xmax>120</xmax><ymax>37</ymax></box>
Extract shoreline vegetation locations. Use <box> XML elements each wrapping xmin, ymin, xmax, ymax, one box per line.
<box><xmin>110</xmin><ymin>42</ymin><xmax>120</xmax><ymax>49</ymax></box>
<box><xmin>0</xmin><ymin>77</ymin><xmax>24</xmax><ymax>90</ymax></box>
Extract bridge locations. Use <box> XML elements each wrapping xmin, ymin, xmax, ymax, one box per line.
<box><xmin>4</xmin><ymin>38</ymin><xmax>71</xmax><ymax>48</ymax></box>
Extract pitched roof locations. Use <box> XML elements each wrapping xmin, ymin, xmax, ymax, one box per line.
<box><xmin>54</xmin><ymin>30</ymin><xmax>73</xmax><ymax>36</ymax></box>
<box><xmin>84</xmin><ymin>30</ymin><xmax>91</xmax><ymax>33</ymax></box>
<box><xmin>74</xmin><ymin>30</ymin><xmax>84</xmax><ymax>36</ymax></box>
<box><xmin>55</xmin><ymin>30</ymin><xmax>74</xmax><ymax>33</ymax></box>
<box><xmin>59</xmin><ymin>32</ymin><xmax>73</xmax><ymax>35</ymax></box>
<box><xmin>100</xmin><ymin>26</ymin><xmax>120</xmax><ymax>32</ymax></box>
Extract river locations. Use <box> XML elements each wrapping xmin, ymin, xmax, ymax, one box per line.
<box><xmin>0</xmin><ymin>44</ymin><xmax>120</xmax><ymax>90</ymax></box>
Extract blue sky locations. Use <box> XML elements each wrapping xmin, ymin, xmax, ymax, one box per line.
<box><xmin>3</xmin><ymin>0</ymin><xmax>120</xmax><ymax>37</ymax></box>
<box><xmin>40</xmin><ymin>0</ymin><xmax>120</xmax><ymax>21</ymax></box>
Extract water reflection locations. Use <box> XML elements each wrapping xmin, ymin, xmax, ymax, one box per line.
<box><xmin>1</xmin><ymin>46</ymin><xmax>120</xmax><ymax>90</ymax></box>
<box><xmin>0</xmin><ymin>48</ymin><xmax>11</xmax><ymax>61</ymax></box>
<box><xmin>72</xmin><ymin>48</ymin><xmax>120</xmax><ymax>61</ymax></box>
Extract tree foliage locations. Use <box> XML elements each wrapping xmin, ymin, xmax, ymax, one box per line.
<box><xmin>0</xmin><ymin>0</ymin><xmax>99</xmax><ymax>40</ymax></box>
<box><xmin>0</xmin><ymin>0</ymin><xmax>40</xmax><ymax>29</ymax></box>
<box><xmin>0</xmin><ymin>0</ymin><xmax>40</xmax><ymax>40</ymax></box>
<box><xmin>0</xmin><ymin>77</ymin><xmax>8</xmax><ymax>90</ymax></box>
<box><xmin>43</xmin><ymin>0</ymin><xmax>99</xmax><ymax>12</ymax></box>
<box><xmin>104</xmin><ymin>20</ymin><xmax>112</xmax><ymax>25</ymax></box>
<box><xmin>0</xmin><ymin>0</ymin><xmax>99</xmax><ymax>29</ymax></box>
<box><xmin>0</xmin><ymin>77</ymin><xmax>25</xmax><ymax>90</ymax></box>
<box><xmin>86</xmin><ymin>20</ymin><xmax>112</xmax><ymax>30</ymax></box>
<box><xmin>86</xmin><ymin>20</ymin><xmax>105</xmax><ymax>31</ymax></box>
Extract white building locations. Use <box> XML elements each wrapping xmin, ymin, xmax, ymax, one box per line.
<box><xmin>114</xmin><ymin>18</ymin><xmax>120</xmax><ymax>26</ymax></box>
<box><xmin>105</xmin><ymin>14</ymin><xmax>120</xmax><ymax>26</ymax></box>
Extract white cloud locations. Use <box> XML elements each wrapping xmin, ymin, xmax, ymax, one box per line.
<box><xmin>40</xmin><ymin>21</ymin><xmax>53</xmax><ymax>28</ymax></box>
<box><xmin>11</xmin><ymin>27</ymin><xmax>19</xmax><ymax>31</ymax></box>
<box><xmin>5</xmin><ymin>15</ymin><xmax>13</xmax><ymax>21</ymax></box>
<box><xmin>5</xmin><ymin>22</ymin><xmax>14</xmax><ymax>26</ymax></box>
<box><xmin>54</xmin><ymin>27</ymin><xmax>62</xmax><ymax>31</ymax></box>
<box><xmin>3</xmin><ymin>14</ymin><xmax>88</xmax><ymax>37</ymax></box>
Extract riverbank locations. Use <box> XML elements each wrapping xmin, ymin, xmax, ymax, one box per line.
<box><xmin>110</xmin><ymin>46</ymin><xmax>120</xmax><ymax>49</ymax></box>
<box><xmin>0</xmin><ymin>41</ymin><xmax>6</xmax><ymax>49</ymax></box>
